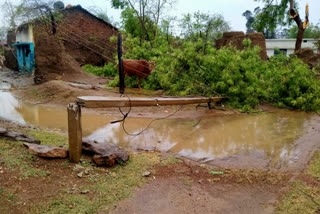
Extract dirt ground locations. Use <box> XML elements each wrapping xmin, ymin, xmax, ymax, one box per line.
<box><xmin>110</xmin><ymin>161</ymin><xmax>287</xmax><ymax>214</ymax></box>
<box><xmin>1</xmin><ymin>69</ymin><xmax>319</xmax><ymax>214</ymax></box>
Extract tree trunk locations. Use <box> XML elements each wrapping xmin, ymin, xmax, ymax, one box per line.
<box><xmin>290</xmin><ymin>9</ymin><xmax>304</xmax><ymax>52</ymax></box>
<box><xmin>290</xmin><ymin>0</ymin><xmax>308</xmax><ymax>52</ymax></box>
<box><xmin>295</xmin><ymin>23</ymin><xmax>305</xmax><ymax>51</ymax></box>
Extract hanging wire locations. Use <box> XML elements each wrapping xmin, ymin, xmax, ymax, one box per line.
<box><xmin>38</xmin><ymin>14</ymin><xmax>224</xmax><ymax>97</ymax></box>
<box><xmin>34</xmin><ymin>14</ymin><xmax>231</xmax><ymax>134</ymax></box>
<box><xmin>51</xmin><ymin>20</ymin><xmax>117</xmax><ymax>56</ymax></box>
<box><xmin>111</xmin><ymin>94</ymin><xmax>185</xmax><ymax>137</ymax></box>
<box><xmin>38</xmin><ymin>15</ymin><xmax>159</xmax><ymax>79</ymax></box>
<box><xmin>53</xmin><ymin>18</ymin><xmax>118</xmax><ymax>51</ymax></box>
<box><xmin>41</xmin><ymin>16</ymin><xmax>221</xmax><ymax>97</ymax></box>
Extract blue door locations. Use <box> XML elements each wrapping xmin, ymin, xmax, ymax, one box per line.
<box><xmin>12</xmin><ymin>43</ymin><xmax>35</xmax><ymax>73</ymax></box>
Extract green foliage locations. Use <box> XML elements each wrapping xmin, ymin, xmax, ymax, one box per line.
<box><xmin>286</xmin><ymin>23</ymin><xmax>320</xmax><ymax>39</ymax></box>
<box><xmin>277</xmin><ymin>152</ymin><xmax>320</xmax><ymax>214</ymax></box>
<box><xmin>242</xmin><ymin>10</ymin><xmax>255</xmax><ymax>33</ymax></box>
<box><xmin>276</xmin><ymin>181</ymin><xmax>320</xmax><ymax>214</ymax></box>
<box><xmin>251</xmin><ymin>0</ymin><xmax>297</xmax><ymax>38</ymax></box>
<box><xmin>82</xmin><ymin>63</ymin><xmax>117</xmax><ymax>77</ymax></box>
<box><xmin>110</xmin><ymin>0</ymin><xmax>128</xmax><ymax>9</ymax></box>
<box><xmin>307</xmin><ymin>152</ymin><xmax>320</xmax><ymax>180</ymax></box>
<box><xmin>179</xmin><ymin>11</ymin><xmax>230</xmax><ymax>41</ymax></box>
<box><xmin>108</xmin><ymin>34</ymin><xmax>320</xmax><ymax>112</ymax></box>
<box><xmin>0</xmin><ymin>138</ymin><xmax>50</xmax><ymax>179</ymax></box>
<box><xmin>120</xmin><ymin>8</ymin><xmax>145</xmax><ymax>39</ymax></box>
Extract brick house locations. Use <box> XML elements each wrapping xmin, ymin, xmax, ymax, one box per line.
<box><xmin>57</xmin><ymin>5</ymin><xmax>118</xmax><ymax>66</ymax></box>
<box><xmin>12</xmin><ymin>5</ymin><xmax>118</xmax><ymax>83</ymax></box>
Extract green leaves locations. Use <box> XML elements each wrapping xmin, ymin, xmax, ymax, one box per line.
<box><xmin>82</xmin><ymin>63</ymin><xmax>117</xmax><ymax>77</ymax></box>
<box><xmin>107</xmin><ymin>31</ymin><xmax>320</xmax><ymax>113</ymax></box>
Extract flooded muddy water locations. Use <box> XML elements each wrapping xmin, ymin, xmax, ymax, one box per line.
<box><xmin>0</xmin><ymin>81</ymin><xmax>318</xmax><ymax>170</ymax></box>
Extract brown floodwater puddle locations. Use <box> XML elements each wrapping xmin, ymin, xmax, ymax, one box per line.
<box><xmin>0</xmin><ymin>85</ymin><xmax>317</xmax><ymax>169</ymax></box>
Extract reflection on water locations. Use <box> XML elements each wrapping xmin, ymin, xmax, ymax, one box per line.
<box><xmin>85</xmin><ymin>112</ymin><xmax>312</xmax><ymax>164</ymax></box>
<box><xmin>0</xmin><ymin>91</ymin><xmax>25</xmax><ymax>124</ymax></box>
<box><xmin>0</xmin><ymin>82</ymin><xmax>315</xmax><ymax>165</ymax></box>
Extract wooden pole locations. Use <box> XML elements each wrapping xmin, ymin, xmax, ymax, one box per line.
<box><xmin>118</xmin><ymin>33</ymin><xmax>125</xmax><ymax>94</ymax></box>
<box><xmin>67</xmin><ymin>103</ymin><xmax>82</xmax><ymax>163</ymax></box>
<box><xmin>76</xmin><ymin>96</ymin><xmax>224</xmax><ymax>108</ymax></box>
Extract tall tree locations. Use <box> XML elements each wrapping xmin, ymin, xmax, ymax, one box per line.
<box><xmin>1</xmin><ymin>0</ymin><xmax>25</xmax><ymax>28</ymax></box>
<box><xmin>109</xmin><ymin>0</ymin><xmax>176</xmax><ymax>41</ymax></box>
<box><xmin>1</xmin><ymin>0</ymin><xmax>58</xmax><ymax>34</ymax></box>
<box><xmin>253</xmin><ymin>0</ymin><xmax>309</xmax><ymax>51</ymax></box>
<box><xmin>242</xmin><ymin>10</ymin><xmax>255</xmax><ymax>33</ymax></box>
<box><xmin>179</xmin><ymin>11</ymin><xmax>230</xmax><ymax>41</ymax></box>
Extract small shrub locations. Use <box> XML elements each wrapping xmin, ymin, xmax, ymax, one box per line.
<box><xmin>82</xmin><ymin>63</ymin><xmax>117</xmax><ymax>77</ymax></box>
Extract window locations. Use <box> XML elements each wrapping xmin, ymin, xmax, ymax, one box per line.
<box><xmin>274</xmin><ymin>49</ymin><xmax>287</xmax><ymax>56</ymax></box>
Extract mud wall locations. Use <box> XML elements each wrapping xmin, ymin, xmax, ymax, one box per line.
<box><xmin>32</xmin><ymin>6</ymin><xmax>118</xmax><ymax>84</ymax></box>
<box><xmin>216</xmin><ymin>31</ymin><xmax>268</xmax><ymax>60</ymax></box>
<box><xmin>32</xmin><ymin>23</ymin><xmax>96</xmax><ymax>84</ymax></box>
<box><xmin>4</xmin><ymin>30</ymin><xmax>18</xmax><ymax>70</ymax></box>
<box><xmin>295</xmin><ymin>48</ymin><xmax>320</xmax><ymax>69</ymax></box>
<box><xmin>58</xmin><ymin>6</ymin><xmax>118</xmax><ymax>66</ymax></box>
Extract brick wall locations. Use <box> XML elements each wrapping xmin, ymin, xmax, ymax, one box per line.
<box><xmin>58</xmin><ymin>7</ymin><xmax>118</xmax><ymax>66</ymax></box>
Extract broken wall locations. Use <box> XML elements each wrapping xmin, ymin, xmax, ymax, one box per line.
<box><xmin>58</xmin><ymin>6</ymin><xmax>118</xmax><ymax>66</ymax></box>
<box><xmin>32</xmin><ymin>23</ymin><xmax>97</xmax><ymax>84</ymax></box>
<box><xmin>216</xmin><ymin>31</ymin><xmax>268</xmax><ymax>60</ymax></box>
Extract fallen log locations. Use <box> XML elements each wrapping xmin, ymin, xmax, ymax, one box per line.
<box><xmin>82</xmin><ymin>140</ymin><xmax>129</xmax><ymax>166</ymax></box>
<box><xmin>0</xmin><ymin>128</ymin><xmax>40</xmax><ymax>144</ymax></box>
<box><xmin>24</xmin><ymin>143</ymin><xmax>68</xmax><ymax>158</ymax></box>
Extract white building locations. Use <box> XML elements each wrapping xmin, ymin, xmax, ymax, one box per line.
<box><xmin>266</xmin><ymin>39</ymin><xmax>319</xmax><ymax>57</ymax></box>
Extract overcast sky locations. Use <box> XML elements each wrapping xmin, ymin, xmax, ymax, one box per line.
<box><xmin>1</xmin><ymin>0</ymin><xmax>319</xmax><ymax>31</ymax></box>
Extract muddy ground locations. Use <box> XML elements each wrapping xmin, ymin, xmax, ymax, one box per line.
<box><xmin>0</xmin><ymin>70</ymin><xmax>319</xmax><ymax>214</ymax></box>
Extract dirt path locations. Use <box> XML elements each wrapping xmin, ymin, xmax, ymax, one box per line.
<box><xmin>110</xmin><ymin>161</ymin><xmax>284</xmax><ymax>214</ymax></box>
<box><xmin>111</xmin><ymin>178</ymin><xmax>277</xmax><ymax>214</ymax></box>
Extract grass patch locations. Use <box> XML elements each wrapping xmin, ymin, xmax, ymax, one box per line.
<box><xmin>276</xmin><ymin>151</ymin><xmax>320</xmax><ymax>214</ymax></box>
<box><xmin>307</xmin><ymin>152</ymin><xmax>320</xmax><ymax>181</ymax></box>
<box><xmin>26</xmin><ymin>129</ymin><xmax>68</xmax><ymax>147</ymax></box>
<box><xmin>0</xmin><ymin>138</ymin><xmax>49</xmax><ymax>179</ymax></box>
<box><xmin>30</xmin><ymin>152</ymin><xmax>160</xmax><ymax>213</ymax></box>
<box><xmin>160</xmin><ymin>156</ymin><xmax>182</xmax><ymax>166</ymax></box>
<box><xmin>276</xmin><ymin>182</ymin><xmax>320</xmax><ymax>214</ymax></box>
